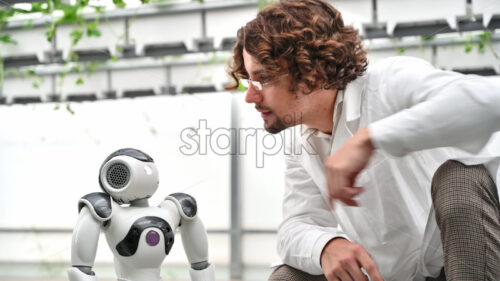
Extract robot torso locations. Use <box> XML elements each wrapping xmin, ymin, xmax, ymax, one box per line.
<box><xmin>104</xmin><ymin>201</ymin><xmax>181</xmax><ymax>281</ymax></box>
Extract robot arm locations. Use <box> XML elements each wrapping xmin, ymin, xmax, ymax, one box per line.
<box><xmin>164</xmin><ymin>193</ymin><xmax>215</xmax><ymax>281</ymax></box>
<box><xmin>68</xmin><ymin>192</ymin><xmax>112</xmax><ymax>281</ymax></box>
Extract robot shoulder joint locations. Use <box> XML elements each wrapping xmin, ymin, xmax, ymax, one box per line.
<box><xmin>165</xmin><ymin>193</ymin><xmax>197</xmax><ymax>220</ymax></box>
<box><xmin>78</xmin><ymin>192</ymin><xmax>113</xmax><ymax>222</ymax></box>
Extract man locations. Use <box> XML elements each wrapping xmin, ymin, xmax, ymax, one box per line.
<box><xmin>228</xmin><ymin>0</ymin><xmax>500</xmax><ymax>280</ymax></box>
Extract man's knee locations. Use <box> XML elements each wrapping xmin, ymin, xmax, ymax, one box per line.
<box><xmin>268</xmin><ymin>265</ymin><xmax>327</xmax><ymax>281</ymax></box>
<box><xmin>431</xmin><ymin>160</ymin><xmax>497</xmax><ymax>224</ymax></box>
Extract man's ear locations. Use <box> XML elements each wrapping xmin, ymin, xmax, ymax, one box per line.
<box><xmin>295</xmin><ymin>62</ymin><xmax>327</xmax><ymax>95</ymax></box>
<box><xmin>303</xmin><ymin>67</ymin><xmax>326</xmax><ymax>94</ymax></box>
<box><xmin>313</xmin><ymin>64</ymin><xmax>327</xmax><ymax>87</ymax></box>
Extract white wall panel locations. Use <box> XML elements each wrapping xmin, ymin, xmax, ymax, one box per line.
<box><xmin>58</xmin><ymin>71</ymin><xmax>109</xmax><ymax>99</ymax></box>
<box><xmin>129</xmin><ymin>13</ymin><xmax>202</xmax><ymax>54</ymax></box>
<box><xmin>235</xmin><ymin>93</ymin><xmax>285</xmax><ymax>230</ymax></box>
<box><xmin>367</xmin><ymin>46</ymin><xmax>434</xmax><ymax>65</ymax></box>
<box><xmin>0</xmin><ymin>26</ymin><xmax>52</xmax><ymax>61</ymax></box>
<box><xmin>329</xmin><ymin>0</ymin><xmax>372</xmax><ymax>27</ymax></box>
<box><xmin>3</xmin><ymin>75</ymin><xmax>52</xmax><ymax>102</ymax></box>
<box><xmin>378</xmin><ymin>0</ymin><xmax>465</xmax><ymax>23</ymax></box>
<box><xmin>242</xmin><ymin>234</ymin><xmax>280</xmax><ymax>266</ymax></box>
<box><xmin>206</xmin><ymin>6</ymin><xmax>259</xmax><ymax>48</ymax></box>
<box><xmin>0</xmin><ymin>93</ymin><xmax>231</xmax><ymax>230</ymax></box>
<box><xmin>111</xmin><ymin>67</ymin><xmax>166</xmax><ymax>96</ymax></box>
<box><xmin>0</xmin><ymin>93</ymin><xmax>234</xmax><ymax>278</ymax></box>
<box><xmin>473</xmin><ymin>0</ymin><xmax>500</xmax><ymax>15</ymax></box>
<box><xmin>170</xmin><ymin>62</ymin><xmax>229</xmax><ymax>92</ymax></box>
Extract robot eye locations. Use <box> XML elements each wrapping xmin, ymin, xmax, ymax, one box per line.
<box><xmin>106</xmin><ymin>163</ymin><xmax>130</xmax><ymax>189</ymax></box>
<box><xmin>144</xmin><ymin>165</ymin><xmax>153</xmax><ymax>175</ymax></box>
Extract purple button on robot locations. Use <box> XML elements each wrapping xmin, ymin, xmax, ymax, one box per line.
<box><xmin>146</xmin><ymin>230</ymin><xmax>160</xmax><ymax>246</ymax></box>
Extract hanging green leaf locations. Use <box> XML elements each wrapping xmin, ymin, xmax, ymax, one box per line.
<box><xmin>76</xmin><ymin>77</ymin><xmax>84</xmax><ymax>85</ymax></box>
<box><xmin>0</xmin><ymin>9</ymin><xmax>15</xmax><ymax>21</ymax></box>
<box><xmin>76</xmin><ymin>0</ymin><xmax>89</xmax><ymax>7</ymax></box>
<box><xmin>6</xmin><ymin>69</ymin><xmax>19</xmax><ymax>77</ymax></box>
<box><xmin>113</xmin><ymin>0</ymin><xmax>127</xmax><ymax>8</ymax></box>
<box><xmin>70</xmin><ymin>30</ymin><xmax>83</xmax><ymax>45</ymax></box>
<box><xmin>238</xmin><ymin>82</ymin><xmax>247</xmax><ymax>92</ymax></box>
<box><xmin>258</xmin><ymin>0</ymin><xmax>276</xmax><ymax>11</ymax></box>
<box><xmin>0</xmin><ymin>34</ymin><xmax>17</xmax><ymax>45</ymax></box>
<box><xmin>23</xmin><ymin>19</ymin><xmax>34</xmax><ymax>29</ymax></box>
<box><xmin>66</xmin><ymin>104</ymin><xmax>75</xmax><ymax>114</ymax></box>
<box><xmin>24</xmin><ymin>69</ymin><xmax>36</xmax><ymax>77</ymax></box>
<box><xmin>87</xmin><ymin>61</ymin><xmax>103</xmax><ymax>75</ymax></box>
<box><xmin>464</xmin><ymin>35</ymin><xmax>474</xmax><ymax>53</ymax></box>
<box><xmin>31</xmin><ymin>2</ymin><xmax>51</xmax><ymax>13</ymax></box>
<box><xmin>72</xmin><ymin>63</ymin><xmax>82</xmax><ymax>73</ymax></box>
<box><xmin>0</xmin><ymin>9</ymin><xmax>15</xmax><ymax>32</ymax></box>
<box><xmin>421</xmin><ymin>34</ymin><xmax>436</xmax><ymax>42</ymax></box>
<box><xmin>45</xmin><ymin>26</ymin><xmax>56</xmax><ymax>42</ymax></box>
<box><xmin>86</xmin><ymin>22</ymin><xmax>101</xmax><ymax>37</ymax></box>
<box><xmin>477</xmin><ymin>30</ymin><xmax>491</xmax><ymax>54</ymax></box>
<box><xmin>94</xmin><ymin>6</ymin><xmax>105</xmax><ymax>13</ymax></box>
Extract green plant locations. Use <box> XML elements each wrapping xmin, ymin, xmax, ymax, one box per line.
<box><xmin>238</xmin><ymin>81</ymin><xmax>247</xmax><ymax>92</ymax></box>
<box><xmin>0</xmin><ymin>0</ymin><xmax>128</xmax><ymax>113</ymax></box>
<box><xmin>390</xmin><ymin>38</ymin><xmax>406</xmax><ymax>55</ymax></box>
<box><xmin>463</xmin><ymin>30</ymin><xmax>498</xmax><ymax>59</ymax></box>
<box><xmin>24</xmin><ymin>69</ymin><xmax>44</xmax><ymax>89</ymax></box>
<box><xmin>258</xmin><ymin>0</ymin><xmax>277</xmax><ymax>11</ymax></box>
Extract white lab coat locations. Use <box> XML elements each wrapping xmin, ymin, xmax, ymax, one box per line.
<box><xmin>278</xmin><ymin>56</ymin><xmax>500</xmax><ymax>281</ymax></box>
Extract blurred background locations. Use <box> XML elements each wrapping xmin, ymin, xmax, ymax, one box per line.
<box><xmin>0</xmin><ymin>0</ymin><xmax>499</xmax><ymax>280</ymax></box>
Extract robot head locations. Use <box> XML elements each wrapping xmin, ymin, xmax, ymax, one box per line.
<box><xmin>99</xmin><ymin>148</ymin><xmax>159</xmax><ymax>204</ymax></box>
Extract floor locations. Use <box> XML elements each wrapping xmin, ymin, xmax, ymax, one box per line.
<box><xmin>0</xmin><ymin>264</ymin><xmax>273</xmax><ymax>281</ymax></box>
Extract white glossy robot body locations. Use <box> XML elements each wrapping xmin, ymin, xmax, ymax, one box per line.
<box><xmin>68</xmin><ymin>148</ymin><xmax>215</xmax><ymax>281</ymax></box>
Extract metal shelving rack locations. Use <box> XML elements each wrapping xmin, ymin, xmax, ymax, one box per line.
<box><xmin>1</xmin><ymin>0</ymin><xmax>499</xmax><ymax>104</ymax></box>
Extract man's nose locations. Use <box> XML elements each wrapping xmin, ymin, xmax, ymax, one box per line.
<box><xmin>244</xmin><ymin>84</ymin><xmax>263</xmax><ymax>104</ymax></box>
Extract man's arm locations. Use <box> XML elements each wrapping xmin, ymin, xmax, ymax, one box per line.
<box><xmin>369</xmin><ymin>57</ymin><xmax>500</xmax><ymax>157</ymax></box>
<box><xmin>326</xmin><ymin>56</ymin><xmax>500</xmax><ymax>205</ymax></box>
<box><xmin>278</xmin><ymin>154</ymin><xmax>346</xmax><ymax>274</ymax></box>
<box><xmin>282</xmin><ymin>154</ymin><xmax>383</xmax><ymax>280</ymax></box>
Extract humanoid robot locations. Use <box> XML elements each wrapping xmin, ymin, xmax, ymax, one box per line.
<box><xmin>67</xmin><ymin>148</ymin><xmax>215</xmax><ymax>281</ymax></box>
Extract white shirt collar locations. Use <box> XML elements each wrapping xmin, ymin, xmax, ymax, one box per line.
<box><xmin>343</xmin><ymin>75</ymin><xmax>366</xmax><ymax>133</ymax></box>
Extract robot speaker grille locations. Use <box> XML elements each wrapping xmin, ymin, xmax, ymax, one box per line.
<box><xmin>106</xmin><ymin>163</ymin><xmax>130</xmax><ymax>189</ymax></box>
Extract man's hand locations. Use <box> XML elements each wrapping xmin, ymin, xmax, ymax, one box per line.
<box><xmin>321</xmin><ymin>238</ymin><xmax>384</xmax><ymax>281</ymax></box>
<box><xmin>325</xmin><ymin>127</ymin><xmax>374</xmax><ymax>206</ymax></box>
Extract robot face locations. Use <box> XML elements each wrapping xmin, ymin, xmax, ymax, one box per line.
<box><xmin>99</xmin><ymin>149</ymin><xmax>159</xmax><ymax>204</ymax></box>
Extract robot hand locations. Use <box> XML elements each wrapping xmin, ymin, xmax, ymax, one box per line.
<box><xmin>68</xmin><ymin>267</ymin><xmax>98</xmax><ymax>281</ymax></box>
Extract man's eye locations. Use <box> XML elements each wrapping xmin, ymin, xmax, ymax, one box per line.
<box><xmin>260</xmin><ymin>76</ymin><xmax>271</xmax><ymax>83</ymax></box>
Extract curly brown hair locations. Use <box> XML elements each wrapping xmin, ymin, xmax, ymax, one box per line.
<box><xmin>227</xmin><ymin>0</ymin><xmax>367</xmax><ymax>92</ymax></box>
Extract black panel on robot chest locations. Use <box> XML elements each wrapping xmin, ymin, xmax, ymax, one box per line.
<box><xmin>116</xmin><ymin>216</ymin><xmax>174</xmax><ymax>257</ymax></box>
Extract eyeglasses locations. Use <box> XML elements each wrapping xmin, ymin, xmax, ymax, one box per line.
<box><xmin>240</xmin><ymin>74</ymin><xmax>288</xmax><ymax>91</ymax></box>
